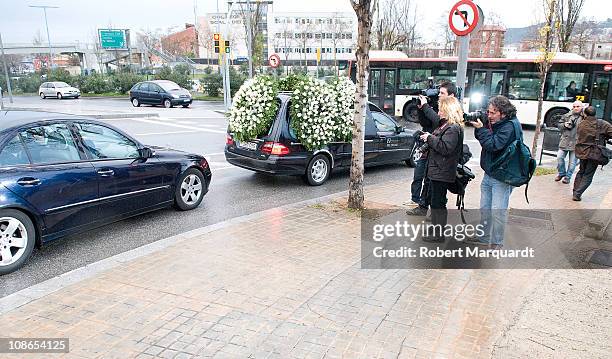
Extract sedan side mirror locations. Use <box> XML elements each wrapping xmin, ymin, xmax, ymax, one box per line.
<box><xmin>138</xmin><ymin>147</ymin><xmax>153</xmax><ymax>159</ymax></box>
<box><xmin>395</xmin><ymin>125</ymin><xmax>403</xmax><ymax>133</ymax></box>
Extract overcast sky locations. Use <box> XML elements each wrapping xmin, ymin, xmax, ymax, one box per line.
<box><xmin>0</xmin><ymin>0</ymin><xmax>609</xmax><ymax>44</ymax></box>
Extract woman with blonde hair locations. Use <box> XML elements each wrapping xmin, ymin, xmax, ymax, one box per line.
<box><xmin>418</xmin><ymin>96</ymin><xmax>465</xmax><ymax>242</ymax></box>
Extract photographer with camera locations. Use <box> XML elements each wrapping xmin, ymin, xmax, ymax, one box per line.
<box><xmin>555</xmin><ymin>100</ymin><xmax>583</xmax><ymax>184</ymax></box>
<box><xmin>573</xmin><ymin>106</ymin><xmax>612</xmax><ymax>201</ymax></box>
<box><xmin>407</xmin><ymin>81</ymin><xmax>457</xmax><ymax>217</ymax></box>
<box><xmin>417</xmin><ymin>96</ymin><xmax>464</xmax><ymax>242</ymax></box>
<box><xmin>465</xmin><ymin>96</ymin><xmax>523</xmax><ymax>249</ymax></box>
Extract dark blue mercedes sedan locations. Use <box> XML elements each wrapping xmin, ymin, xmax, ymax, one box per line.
<box><xmin>0</xmin><ymin>111</ymin><xmax>211</xmax><ymax>275</ymax></box>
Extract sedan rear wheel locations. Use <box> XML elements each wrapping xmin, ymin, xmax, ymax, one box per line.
<box><xmin>132</xmin><ymin>98</ymin><xmax>140</xmax><ymax>107</ymax></box>
<box><xmin>305</xmin><ymin>154</ymin><xmax>331</xmax><ymax>186</ymax></box>
<box><xmin>163</xmin><ymin>99</ymin><xmax>172</xmax><ymax>108</ymax></box>
<box><xmin>0</xmin><ymin>209</ymin><xmax>36</xmax><ymax>275</ymax></box>
<box><xmin>175</xmin><ymin>168</ymin><xmax>205</xmax><ymax>211</ymax></box>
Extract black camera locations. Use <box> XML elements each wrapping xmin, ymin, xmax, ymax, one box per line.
<box><xmin>421</xmin><ymin>88</ymin><xmax>440</xmax><ymax>97</ymax></box>
<box><xmin>412</xmin><ymin>130</ymin><xmax>429</xmax><ymax>161</ymax></box>
<box><xmin>463</xmin><ymin>110</ymin><xmax>487</xmax><ymax>123</ymax></box>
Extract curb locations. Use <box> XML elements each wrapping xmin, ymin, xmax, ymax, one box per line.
<box><xmin>3</xmin><ymin>107</ymin><xmax>159</xmax><ymax>119</ymax></box>
<box><xmin>0</xmin><ymin>190</ymin><xmax>348</xmax><ymax>315</ymax></box>
<box><xmin>585</xmin><ymin>189</ymin><xmax>612</xmax><ymax>241</ymax></box>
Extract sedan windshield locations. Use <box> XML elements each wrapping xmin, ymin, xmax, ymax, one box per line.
<box><xmin>55</xmin><ymin>82</ymin><xmax>70</xmax><ymax>88</ymax></box>
<box><xmin>157</xmin><ymin>82</ymin><xmax>181</xmax><ymax>91</ymax></box>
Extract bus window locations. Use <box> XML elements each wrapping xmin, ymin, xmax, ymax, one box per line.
<box><xmin>472</xmin><ymin>71</ymin><xmax>488</xmax><ymax>95</ymax></box>
<box><xmin>433</xmin><ymin>69</ymin><xmax>456</xmax><ymax>86</ymax></box>
<box><xmin>508</xmin><ymin>72</ymin><xmax>540</xmax><ymax>100</ymax></box>
<box><xmin>545</xmin><ymin>72</ymin><xmax>588</xmax><ymax>101</ymax></box>
<box><xmin>491</xmin><ymin>72</ymin><xmax>505</xmax><ymax>96</ymax></box>
<box><xmin>399</xmin><ymin>69</ymin><xmax>431</xmax><ymax>90</ymax></box>
<box><xmin>369</xmin><ymin>70</ymin><xmax>381</xmax><ymax>99</ymax></box>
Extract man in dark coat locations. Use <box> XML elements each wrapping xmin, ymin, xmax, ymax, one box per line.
<box><xmin>572</xmin><ymin>106</ymin><xmax>612</xmax><ymax>201</ymax></box>
<box><xmin>407</xmin><ymin>81</ymin><xmax>456</xmax><ymax>216</ymax></box>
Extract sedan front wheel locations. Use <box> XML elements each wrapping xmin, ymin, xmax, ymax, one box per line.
<box><xmin>0</xmin><ymin>209</ymin><xmax>36</xmax><ymax>275</ymax></box>
<box><xmin>175</xmin><ymin>168</ymin><xmax>205</xmax><ymax>211</ymax></box>
<box><xmin>163</xmin><ymin>99</ymin><xmax>173</xmax><ymax>108</ymax></box>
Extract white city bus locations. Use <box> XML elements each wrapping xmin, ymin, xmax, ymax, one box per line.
<box><xmin>348</xmin><ymin>51</ymin><xmax>612</xmax><ymax>126</ymax></box>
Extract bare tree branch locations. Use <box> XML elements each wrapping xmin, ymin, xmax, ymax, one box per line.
<box><xmin>556</xmin><ymin>0</ymin><xmax>586</xmax><ymax>52</ymax></box>
<box><xmin>371</xmin><ymin>0</ymin><xmax>418</xmax><ymax>52</ymax></box>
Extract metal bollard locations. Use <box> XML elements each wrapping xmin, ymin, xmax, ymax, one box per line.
<box><xmin>0</xmin><ymin>86</ymin><xmax>4</xmax><ymax>110</ymax></box>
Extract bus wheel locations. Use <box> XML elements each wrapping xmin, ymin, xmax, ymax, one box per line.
<box><xmin>544</xmin><ymin>108</ymin><xmax>569</xmax><ymax>128</ymax></box>
<box><xmin>403</xmin><ymin>102</ymin><xmax>420</xmax><ymax>123</ymax></box>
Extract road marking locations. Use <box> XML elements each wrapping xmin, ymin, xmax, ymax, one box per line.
<box><xmin>205</xmin><ymin>152</ymin><xmax>226</xmax><ymax>156</ymax></box>
<box><xmin>166</xmin><ymin>117</ymin><xmax>226</xmax><ymax>120</ymax></box>
<box><xmin>135</xmin><ymin>130</ymin><xmax>204</xmax><ymax>136</ymax></box>
<box><xmin>176</xmin><ymin>121</ymin><xmax>197</xmax><ymax>125</ymax></box>
<box><xmin>130</xmin><ymin>118</ymin><xmax>227</xmax><ymax>134</ymax></box>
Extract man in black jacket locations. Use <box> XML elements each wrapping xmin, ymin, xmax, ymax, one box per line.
<box><xmin>407</xmin><ymin>81</ymin><xmax>457</xmax><ymax>216</ymax></box>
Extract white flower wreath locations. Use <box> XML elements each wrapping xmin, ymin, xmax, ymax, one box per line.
<box><xmin>229</xmin><ymin>75</ymin><xmax>356</xmax><ymax>150</ymax></box>
<box><xmin>290</xmin><ymin>76</ymin><xmax>356</xmax><ymax>150</ymax></box>
<box><xmin>228</xmin><ymin>75</ymin><xmax>279</xmax><ymax>142</ymax></box>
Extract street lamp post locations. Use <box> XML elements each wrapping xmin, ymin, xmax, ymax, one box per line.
<box><xmin>29</xmin><ymin>5</ymin><xmax>59</xmax><ymax>70</ymax></box>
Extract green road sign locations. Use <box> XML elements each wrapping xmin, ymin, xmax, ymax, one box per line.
<box><xmin>99</xmin><ymin>29</ymin><xmax>127</xmax><ymax>49</ymax></box>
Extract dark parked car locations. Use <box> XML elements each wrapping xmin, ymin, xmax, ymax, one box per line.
<box><xmin>129</xmin><ymin>80</ymin><xmax>193</xmax><ymax>108</ymax></box>
<box><xmin>0</xmin><ymin>111</ymin><xmax>211</xmax><ymax>274</ymax></box>
<box><xmin>225</xmin><ymin>94</ymin><xmax>417</xmax><ymax>185</ymax></box>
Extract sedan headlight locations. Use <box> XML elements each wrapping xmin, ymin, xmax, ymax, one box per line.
<box><xmin>172</xmin><ymin>94</ymin><xmax>180</xmax><ymax>99</ymax></box>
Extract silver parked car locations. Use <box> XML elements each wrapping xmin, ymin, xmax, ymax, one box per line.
<box><xmin>39</xmin><ymin>82</ymin><xmax>81</xmax><ymax>99</ymax></box>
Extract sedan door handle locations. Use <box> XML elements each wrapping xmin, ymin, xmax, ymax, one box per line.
<box><xmin>17</xmin><ymin>178</ymin><xmax>41</xmax><ymax>186</ymax></box>
<box><xmin>97</xmin><ymin>169</ymin><xmax>114</xmax><ymax>177</ymax></box>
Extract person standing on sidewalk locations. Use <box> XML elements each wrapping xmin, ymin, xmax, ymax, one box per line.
<box><xmin>417</xmin><ymin>96</ymin><xmax>464</xmax><ymax>242</ymax></box>
<box><xmin>468</xmin><ymin>96</ymin><xmax>522</xmax><ymax>249</ymax></box>
<box><xmin>555</xmin><ymin>101</ymin><xmax>583</xmax><ymax>184</ymax></box>
<box><xmin>407</xmin><ymin>81</ymin><xmax>457</xmax><ymax>216</ymax></box>
<box><xmin>572</xmin><ymin>106</ymin><xmax>612</xmax><ymax>201</ymax></box>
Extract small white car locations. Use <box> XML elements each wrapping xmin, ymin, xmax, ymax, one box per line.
<box><xmin>39</xmin><ymin>82</ymin><xmax>81</xmax><ymax>99</ymax></box>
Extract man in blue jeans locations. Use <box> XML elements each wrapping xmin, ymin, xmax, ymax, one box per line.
<box><xmin>467</xmin><ymin>96</ymin><xmax>522</xmax><ymax>249</ymax></box>
<box><xmin>555</xmin><ymin>101</ymin><xmax>582</xmax><ymax>184</ymax></box>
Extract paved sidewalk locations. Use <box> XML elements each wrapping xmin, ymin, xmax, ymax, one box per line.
<box><xmin>0</xmin><ymin>169</ymin><xmax>610</xmax><ymax>359</ymax></box>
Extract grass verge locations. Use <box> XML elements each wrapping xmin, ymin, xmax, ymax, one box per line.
<box><xmin>534</xmin><ymin>166</ymin><xmax>557</xmax><ymax>176</ymax></box>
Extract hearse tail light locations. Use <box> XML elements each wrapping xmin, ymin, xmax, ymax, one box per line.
<box><xmin>261</xmin><ymin>142</ymin><xmax>291</xmax><ymax>155</ymax></box>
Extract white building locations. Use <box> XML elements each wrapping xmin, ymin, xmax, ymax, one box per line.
<box><xmin>269</xmin><ymin>12</ymin><xmax>357</xmax><ymax>66</ymax></box>
<box><xmin>198</xmin><ymin>7</ymin><xmax>357</xmax><ymax>67</ymax></box>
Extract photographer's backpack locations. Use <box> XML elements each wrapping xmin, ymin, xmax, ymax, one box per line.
<box><xmin>449</xmin><ymin>128</ymin><xmax>475</xmax><ymax>222</ymax></box>
<box><xmin>489</xmin><ymin>119</ymin><xmax>537</xmax><ymax>203</ymax></box>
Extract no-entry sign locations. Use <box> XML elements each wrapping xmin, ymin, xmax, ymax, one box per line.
<box><xmin>268</xmin><ymin>54</ymin><xmax>281</xmax><ymax>68</ymax></box>
<box><xmin>449</xmin><ymin>0</ymin><xmax>481</xmax><ymax>36</ymax></box>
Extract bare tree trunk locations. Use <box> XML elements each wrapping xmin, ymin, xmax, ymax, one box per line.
<box><xmin>348</xmin><ymin>0</ymin><xmax>376</xmax><ymax>210</ymax></box>
<box><xmin>532</xmin><ymin>0</ymin><xmax>557</xmax><ymax>157</ymax></box>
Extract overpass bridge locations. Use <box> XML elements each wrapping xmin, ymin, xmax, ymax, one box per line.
<box><xmin>2</xmin><ymin>42</ymin><xmax>145</xmax><ymax>72</ymax></box>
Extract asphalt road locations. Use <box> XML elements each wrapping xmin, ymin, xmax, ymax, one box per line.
<box><xmin>0</xmin><ymin>97</ymin><xmax>556</xmax><ymax>297</ymax></box>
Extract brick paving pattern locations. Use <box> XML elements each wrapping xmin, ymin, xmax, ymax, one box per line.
<box><xmin>0</xmin><ymin>174</ymin><xmax>610</xmax><ymax>358</ymax></box>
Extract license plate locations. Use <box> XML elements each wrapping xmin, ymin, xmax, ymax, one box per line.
<box><xmin>237</xmin><ymin>141</ymin><xmax>258</xmax><ymax>151</ymax></box>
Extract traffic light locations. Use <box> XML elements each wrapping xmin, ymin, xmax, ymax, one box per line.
<box><xmin>224</xmin><ymin>40</ymin><xmax>230</xmax><ymax>53</ymax></box>
<box><xmin>213</xmin><ymin>33</ymin><xmax>220</xmax><ymax>53</ymax></box>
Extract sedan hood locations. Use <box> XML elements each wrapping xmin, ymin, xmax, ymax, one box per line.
<box><xmin>170</xmin><ymin>89</ymin><xmax>192</xmax><ymax>97</ymax></box>
<box><xmin>148</xmin><ymin>145</ymin><xmax>202</xmax><ymax>159</ymax></box>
